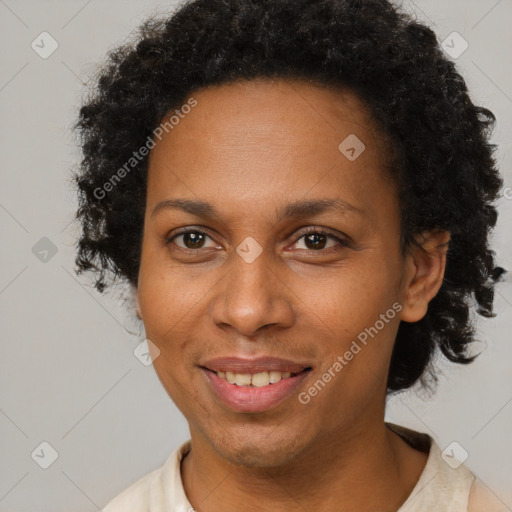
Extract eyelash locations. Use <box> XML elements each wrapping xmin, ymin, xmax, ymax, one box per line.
<box><xmin>165</xmin><ymin>226</ymin><xmax>349</xmax><ymax>254</ymax></box>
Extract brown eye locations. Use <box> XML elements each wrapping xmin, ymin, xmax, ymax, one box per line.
<box><xmin>166</xmin><ymin>229</ymin><xmax>218</xmax><ymax>251</ymax></box>
<box><xmin>178</xmin><ymin>231</ymin><xmax>207</xmax><ymax>249</ymax></box>
<box><xmin>292</xmin><ymin>228</ymin><xmax>348</xmax><ymax>252</ymax></box>
<box><xmin>302</xmin><ymin>232</ymin><xmax>329</xmax><ymax>250</ymax></box>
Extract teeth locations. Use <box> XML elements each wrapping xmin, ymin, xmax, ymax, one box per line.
<box><xmin>235</xmin><ymin>373</ymin><xmax>252</xmax><ymax>386</ymax></box>
<box><xmin>216</xmin><ymin>370</ymin><xmax>294</xmax><ymax>387</ymax></box>
<box><xmin>270</xmin><ymin>370</ymin><xmax>289</xmax><ymax>383</ymax></box>
<box><xmin>252</xmin><ymin>372</ymin><xmax>270</xmax><ymax>387</ymax></box>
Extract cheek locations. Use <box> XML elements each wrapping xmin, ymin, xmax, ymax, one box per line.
<box><xmin>137</xmin><ymin>284</ymin><xmax>191</xmax><ymax>393</ymax></box>
<box><xmin>138</xmin><ymin>261</ymin><xmax>208</xmax><ymax>337</ymax></box>
<box><xmin>302</xmin><ymin>262</ymin><xmax>400</xmax><ymax>393</ymax></box>
<box><xmin>305</xmin><ymin>259</ymin><xmax>399</xmax><ymax>336</ymax></box>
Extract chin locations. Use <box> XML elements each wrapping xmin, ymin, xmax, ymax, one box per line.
<box><xmin>207</xmin><ymin>425</ymin><xmax>313</xmax><ymax>468</ymax></box>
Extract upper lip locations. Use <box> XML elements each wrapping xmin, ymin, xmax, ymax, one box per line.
<box><xmin>201</xmin><ymin>356</ymin><xmax>312</xmax><ymax>374</ymax></box>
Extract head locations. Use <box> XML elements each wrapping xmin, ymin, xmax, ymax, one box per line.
<box><xmin>73</xmin><ymin>0</ymin><xmax>506</xmax><ymax>466</ymax></box>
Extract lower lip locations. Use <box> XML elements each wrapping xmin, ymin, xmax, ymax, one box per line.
<box><xmin>202</xmin><ymin>368</ymin><xmax>310</xmax><ymax>413</ymax></box>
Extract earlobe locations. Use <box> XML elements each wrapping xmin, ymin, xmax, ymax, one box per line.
<box><xmin>399</xmin><ymin>230</ymin><xmax>451</xmax><ymax>323</ymax></box>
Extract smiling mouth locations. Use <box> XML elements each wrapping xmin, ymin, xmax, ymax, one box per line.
<box><xmin>202</xmin><ymin>367</ymin><xmax>312</xmax><ymax>387</ymax></box>
<box><xmin>201</xmin><ymin>365</ymin><xmax>313</xmax><ymax>413</ymax></box>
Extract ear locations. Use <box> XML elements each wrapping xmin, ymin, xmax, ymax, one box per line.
<box><xmin>136</xmin><ymin>293</ymin><xmax>143</xmax><ymax>320</ymax></box>
<box><xmin>399</xmin><ymin>229</ymin><xmax>451</xmax><ymax>323</ymax></box>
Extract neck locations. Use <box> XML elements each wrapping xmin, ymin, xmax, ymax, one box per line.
<box><xmin>181</xmin><ymin>420</ymin><xmax>428</xmax><ymax>512</ymax></box>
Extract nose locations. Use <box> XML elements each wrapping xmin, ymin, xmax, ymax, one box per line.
<box><xmin>209</xmin><ymin>245</ymin><xmax>295</xmax><ymax>337</ymax></box>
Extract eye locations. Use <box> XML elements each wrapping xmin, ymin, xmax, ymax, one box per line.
<box><xmin>166</xmin><ymin>228</ymin><xmax>219</xmax><ymax>251</ymax></box>
<box><xmin>291</xmin><ymin>227</ymin><xmax>348</xmax><ymax>252</ymax></box>
<box><xmin>165</xmin><ymin>226</ymin><xmax>349</xmax><ymax>254</ymax></box>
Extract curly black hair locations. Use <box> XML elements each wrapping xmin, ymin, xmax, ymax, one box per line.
<box><xmin>72</xmin><ymin>0</ymin><xmax>507</xmax><ymax>393</ymax></box>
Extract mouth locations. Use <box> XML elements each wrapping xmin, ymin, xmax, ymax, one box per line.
<box><xmin>200</xmin><ymin>358</ymin><xmax>313</xmax><ymax>413</ymax></box>
<box><xmin>206</xmin><ymin>368</ymin><xmax>311</xmax><ymax>387</ymax></box>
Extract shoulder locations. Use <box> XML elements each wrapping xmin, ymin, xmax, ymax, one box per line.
<box><xmin>101</xmin><ymin>465</ymin><xmax>159</xmax><ymax>511</ymax></box>
<box><xmin>101</xmin><ymin>440</ymin><xmax>192</xmax><ymax>512</ymax></box>
<box><xmin>390</xmin><ymin>423</ymin><xmax>509</xmax><ymax>512</ymax></box>
<box><xmin>388</xmin><ymin>423</ymin><xmax>475</xmax><ymax>512</ymax></box>
<box><xmin>468</xmin><ymin>478</ymin><xmax>509</xmax><ymax>512</ymax></box>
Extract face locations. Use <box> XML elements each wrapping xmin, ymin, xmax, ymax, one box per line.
<box><xmin>137</xmin><ymin>79</ymin><xmax>446</xmax><ymax>467</ymax></box>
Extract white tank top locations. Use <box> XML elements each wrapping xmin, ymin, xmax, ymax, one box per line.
<box><xmin>102</xmin><ymin>423</ymin><xmax>505</xmax><ymax>511</ymax></box>
<box><xmin>387</xmin><ymin>423</ymin><xmax>475</xmax><ymax>511</ymax></box>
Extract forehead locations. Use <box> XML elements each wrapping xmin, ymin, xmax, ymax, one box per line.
<box><xmin>151</xmin><ymin>78</ymin><xmax>381</xmax><ymax>149</ymax></box>
<box><xmin>146</xmin><ymin>79</ymin><xmax>395</xmax><ymax>219</ymax></box>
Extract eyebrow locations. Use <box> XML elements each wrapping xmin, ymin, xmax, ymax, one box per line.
<box><xmin>151</xmin><ymin>197</ymin><xmax>365</xmax><ymax>221</ymax></box>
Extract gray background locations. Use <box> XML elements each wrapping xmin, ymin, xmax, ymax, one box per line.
<box><xmin>0</xmin><ymin>0</ymin><xmax>511</xmax><ymax>510</ymax></box>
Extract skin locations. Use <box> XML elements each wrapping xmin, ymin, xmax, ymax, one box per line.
<box><xmin>136</xmin><ymin>79</ymin><xmax>450</xmax><ymax>511</ymax></box>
